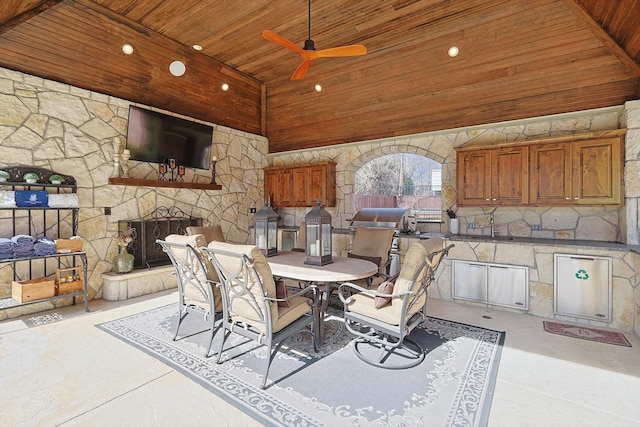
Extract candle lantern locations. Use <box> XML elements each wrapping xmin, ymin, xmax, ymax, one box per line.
<box><xmin>304</xmin><ymin>200</ymin><xmax>332</xmax><ymax>265</ymax></box>
<box><xmin>254</xmin><ymin>202</ymin><xmax>279</xmax><ymax>257</ymax></box>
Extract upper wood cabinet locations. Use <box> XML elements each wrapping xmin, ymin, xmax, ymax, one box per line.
<box><xmin>457</xmin><ymin>130</ymin><xmax>625</xmax><ymax>207</ymax></box>
<box><xmin>457</xmin><ymin>146</ymin><xmax>528</xmax><ymax>206</ymax></box>
<box><xmin>264</xmin><ymin>161</ymin><xmax>336</xmax><ymax>207</ymax></box>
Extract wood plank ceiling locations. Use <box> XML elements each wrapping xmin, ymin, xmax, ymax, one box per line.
<box><xmin>0</xmin><ymin>0</ymin><xmax>639</xmax><ymax>153</ymax></box>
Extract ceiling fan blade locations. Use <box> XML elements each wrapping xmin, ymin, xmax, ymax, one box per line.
<box><xmin>312</xmin><ymin>44</ymin><xmax>367</xmax><ymax>59</ymax></box>
<box><xmin>292</xmin><ymin>59</ymin><xmax>311</xmax><ymax>80</ymax></box>
<box><xmin>262</xmin><ymin>30</ymin><xmax>304</xmax><ymax>55</ymax></box>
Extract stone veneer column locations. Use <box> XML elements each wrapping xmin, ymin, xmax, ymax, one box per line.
<box><xmin>623</xmin><ymin>100</ymin><xmax>640</xmax><ymax>245</ymax></box>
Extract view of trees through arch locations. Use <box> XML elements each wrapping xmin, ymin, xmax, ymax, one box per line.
<box><xmin>355</xmin><ymin>154</ymin><xmax>443</xmax><ymax>220</ymax></box>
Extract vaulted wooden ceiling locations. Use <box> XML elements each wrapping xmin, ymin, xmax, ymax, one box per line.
<box><xmin>1</xmin><ymin>0</ymin><xmax>639</xmax><ymax>153</ymax></box>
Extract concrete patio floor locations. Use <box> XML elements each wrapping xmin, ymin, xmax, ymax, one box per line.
<box><xmin>1</xmin><ymin>290</ymin><xmax>639</xmax><ymax>427</ymax></box>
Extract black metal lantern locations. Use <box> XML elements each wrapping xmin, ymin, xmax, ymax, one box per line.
<box><xmin>304</xmin><ymin>200</ymin><xmax>332</xmax><ymax>265</ymax></box>
<box><xmin>255</xmin><ymin>202</ymin><xmax>279</xmax><ymax>257</ymax></box>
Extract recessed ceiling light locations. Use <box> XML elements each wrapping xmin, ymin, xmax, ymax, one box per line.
<box><xmin>192</xmin><ymin>44</ymin><xmax>203</xmax><ymax>51</ymax></box>
<box><xmin>221</xmin><ymin>83</ymin><xmax>229</xmax><ymax>91</ymax></box>
<box><xmin>314</xmin><ymin>84</ymin><xmax>322</xmax><ymax>92</ymax></box>
<box><xmin>448</xmin><ymin>46</ymin><xmax>459</xmax><ymax>57</ymax></box>
<box><xmin>169</xmin><ymin>60</ymin><xmax>186</xmax><ymax>76</ymax></box>
<box><xmin>122</xmin><ymin>44</ymin><xmax>134</xmax><ymax>55</ymax></box>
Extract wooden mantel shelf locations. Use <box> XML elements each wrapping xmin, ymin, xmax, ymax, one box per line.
<box><xmin>108</xmin><ymin>177</ymin><xmax>222</xmax><ymax>190</ymax></box>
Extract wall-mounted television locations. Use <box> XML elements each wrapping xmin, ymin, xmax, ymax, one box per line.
<box><xmin>125</xmin><ymin>106</ymin><xmax>213</xmax><ymax>170</ymax></box>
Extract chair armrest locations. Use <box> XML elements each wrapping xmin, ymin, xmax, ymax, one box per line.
<box><xmin>338</xmin><ymin>282</ymin><xmax>410</xmax><ymax>305</ymax></box>
<box><xmin>265</xmin><ymin>283</ymin><xmax>319</xmax><ymax>306</ymax></box>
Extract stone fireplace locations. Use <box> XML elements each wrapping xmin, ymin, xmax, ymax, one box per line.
<box><xmin>119</xmin><ymin>207</ymin><xmax>202</xmax><ymax>270</ymax></box>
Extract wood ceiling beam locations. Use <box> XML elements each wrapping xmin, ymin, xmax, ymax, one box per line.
<box><xmin>562</xmin><ymin>0</ymin><xmax>640</xmax><ymax>78</ymax></box>
<box><xmin>0</xmin><ymin>0</ymin><xmax>63</xmax><ymax>35</ymax></box>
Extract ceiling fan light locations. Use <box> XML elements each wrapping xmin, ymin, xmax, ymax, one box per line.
<box><xmin>448</xmin><ymin>46</ymin><xmax>459</xmax><ymax>57</ymax></box>
<box><xmin>122</xmin><ymin>44</ymin><xmax>134</xmax><ymax>55</ymax></box>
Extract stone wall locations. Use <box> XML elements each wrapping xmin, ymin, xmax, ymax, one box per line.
<box><xmin>270</xmin><ymin>106</ymin><xmax>631</xmax><ymax>243</ymax></box>
<box><xmin>0</xmin><ymin>67</ymin><xmax>267</xmax><ymax>318</ymax></box>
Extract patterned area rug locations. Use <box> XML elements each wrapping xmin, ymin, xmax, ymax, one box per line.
<box><xmin>543</xmin><ymin>321</ymin><xmax>632</xmax><ymax>347</ymax></box>
<box><xmin>98</xmin><ymin>304</ymin><xmax>505</xmax><ymax>427</ymax></box>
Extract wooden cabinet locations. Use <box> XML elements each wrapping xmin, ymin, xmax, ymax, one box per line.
<box><xmin>457</xmin><ymin>146</ymin><xmax>528</xmax><ymax>206</ymax></box>
<box><xmin>529</xmin><ymin>136</ymin><xmax>623</xmax><ymax>205</ymax></box>
<box><xmin>264</xmin><ymin>168</ymin><xmax>293</xmax><ymax>207</ymax></box>
<box><xmin>529</xmin><ymin>142</ymin><xmax>572</xmax><ymax>205</ymax></box>
<box><xmin>264</xmin><ymin>161</ymin><xmax>336</xmax><ymax>207</ymax></box>
<box><xmin>457</xmin><ymin>130</ymin><xmax>624</xmax><ymax>207</ymax></box>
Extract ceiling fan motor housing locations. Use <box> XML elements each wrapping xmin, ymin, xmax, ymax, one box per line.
<box><xmin>303</xmin><ymin>39</ymin><xmax>316</xmax><ymax>50</ymax></box>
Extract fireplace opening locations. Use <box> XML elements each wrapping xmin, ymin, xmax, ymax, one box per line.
<box><xmin>118</xmin><ymin>207</ymin><xmax>202</xmax><ymax>270</ymax></box>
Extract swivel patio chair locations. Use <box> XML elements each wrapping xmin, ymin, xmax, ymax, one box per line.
<box><xmin>156</xmin><ymin>234</ymin><xmax>223</xmax><ymax>357</ymax></box>
<box><xmin>186</xmin><ymin>224</ymin><xmax>226</xmax><ymax>244</ymax></box>
<box><xmin>338</xmin><ymin>238</ymin><xmax>453</xmax><ymax>369</ymax></box>
<box><xmin>202</xmin><ymin>241</ymin><xmax>318</xmax><ymax>389</ymax></box>
<box><xmin>348</xmin><ymin>226</ymin><xmax>396</xmax><ymax>288</ymax></box>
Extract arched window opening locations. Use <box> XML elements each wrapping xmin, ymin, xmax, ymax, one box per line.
<box><xmin>355</xmin><ymin>153</ymin><xmax>443</xmax><ymax>228</ymax></box>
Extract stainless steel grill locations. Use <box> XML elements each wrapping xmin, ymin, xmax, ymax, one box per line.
<box><xmin>349</xmin><ymin>208</ymin><xmax>410</xmax><ymax>233</ymax></box>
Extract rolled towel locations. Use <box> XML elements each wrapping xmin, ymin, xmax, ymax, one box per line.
<box><xmin>0</xmin><ymin>191</ymin><xmax>16</xmax><ymax>208</ymax></box>
<box><xmin>47</xmin><ymin>193</ymin><xmax>79</xmax><ymax>208</ymax></box>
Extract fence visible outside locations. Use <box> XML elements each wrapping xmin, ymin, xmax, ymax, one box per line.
<box><xmin>354</xmin><ymin>184</ymin><xmax>442</xmax><ymax>221</ymax></box>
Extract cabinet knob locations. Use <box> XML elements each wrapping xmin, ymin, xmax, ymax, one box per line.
<box><xmin>492</xmin><ymin>198</ymin><xmax>496</xmax><ymax>201</ymax></box>
<box><xmin>565</xmin><ymin>197</ymin><xmax>571</xmax><ymax>200</ymax></box>
<box><xmin>485</xmin><ymin>198</ymin><xmax>490</xmax><ymax>201</ymax></box>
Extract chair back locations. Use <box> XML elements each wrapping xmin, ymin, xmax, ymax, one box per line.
<box><xmin>158</xmin><ymin>234</ymin><xmax>222</xmax><ymax>313</ymax></box>
<box><xmin>391</xmin><ymin>238</ymin><xmax>445</xmax><ymax>320</ymax></box>
<box><xmin>204</xmin><ymin>241</ymin><xmax>278</xmax><ymax>334</ymax></box>
<box><xmin>186</xmin><ymin>225</ymin><xmax>226</xmax><ymax>243</ymax></box>
<box><xmin>350</xmin><ymin>226</ymin><xmax>396</xmax><ymax>272</ymax></box>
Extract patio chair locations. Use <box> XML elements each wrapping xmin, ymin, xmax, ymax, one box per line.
<box><xmin>156</xmin><ymin>234</ymin><xmax>223</xmax><ymax>357</ymax></box>
<box><xmin>338</xmin><ymin>238</ymin><xmax>453</xmax><ymax>369</ymax></box>
<box><xmin>202</xmin><ymin>241</ymin><xmax>318</xmax><ymax>389</ymax></box>
<box><xmin>348</xmin><ymin>226</ymin><xmax>396</xmax><ymax>288</ymax></box>
<box><xmin>186</xmin><ymin>224</ymin><xmax>226</xmax><ymax>244</ymax></box>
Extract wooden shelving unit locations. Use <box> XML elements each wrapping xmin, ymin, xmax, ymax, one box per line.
<box><xmin>108</xmin><ymin>177</ymin><xmax>222</xmax><ymax>190</ymax></box>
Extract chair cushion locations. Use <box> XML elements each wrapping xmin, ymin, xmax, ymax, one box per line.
<box><xmin>349</xmin><ymin>292</ymin><xmax>399</xmax><ymax>325</ymax></box>
<box><xmin>391</xmin><ymin>242</ymin><xmax>435</xmax><ymax>320</ymax></box>
<box><xmin>347</xmin><ymin>252</ymin><xmax>382</xmax><ymax>267</ymax></box>
<box><xmin>207</xmin><ymin>241</ymin><xmax>279</xmax><ymax>327</ymax></box>
<box><xmin>187</xmin><ymin>225</ymin><xmax>226</xmax><ymax>243</ymax></box>
<box><xmin>351</xmin><ymin>226</ymin><xmax>396</xmax><ymax>273</ymax></box>
<box><xmin>273</xmin><ymin>296</ymin><xmax>312</xmax><ymax>333</ymax></box>
<box><xmin>164</xmin><ymin>234</ymin><xmax>222</xmax><ymax>312</ymax></box>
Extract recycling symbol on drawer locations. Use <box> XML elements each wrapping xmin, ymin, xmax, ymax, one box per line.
<box><xmin>575</xmin><ymin>269</ymin><xmax>589</xmax><ymax>280</ymax></box>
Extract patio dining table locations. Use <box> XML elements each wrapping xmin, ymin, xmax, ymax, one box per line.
<box><xmin>267</xmin><ymin>250</ymin><xmax>378</xmax><ymax>345</ymax></box>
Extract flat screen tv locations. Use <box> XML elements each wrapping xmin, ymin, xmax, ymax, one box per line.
<box><xmin>125</xmin><ymin>106</ymin><xmax>213</xmax><ymax>170</ymax></box>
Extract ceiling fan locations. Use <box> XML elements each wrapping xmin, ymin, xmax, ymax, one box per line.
<box><xmin>262</xmin><ymin>0</ymin><xmax>367</xmax><ymax>80</ymax></box>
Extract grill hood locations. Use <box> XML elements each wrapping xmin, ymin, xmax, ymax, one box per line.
<box><xmin>350</xmin><ymin>208</ymin><xmax>410</xmax><ymax>231</ymax></box>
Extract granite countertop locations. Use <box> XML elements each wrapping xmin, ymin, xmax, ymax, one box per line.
<box><xmin>446</xmin><ymin>234</ymin><xmax>640</xmax><ymax>254</ymax></box>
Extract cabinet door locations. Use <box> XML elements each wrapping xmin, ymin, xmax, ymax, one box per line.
<box><xmin>264</xmin><ymin>169</ymin><xmax>279</xmax><ymax>206</ymax></box>
<box><xmin>277</xmin><ymin>169</ymin><xmax>293</xmax><ymax>206</ymax></box>
<box><xmin>452</xmin><ymin>260</ymin><xmax>487</xmax><ymax>301</ymax></box>
<box><xmin>572</xmin><ymin>137</ymin><xmax>622</xmax><ymax>205</ymax></box>
<box><xmin>292</xmin><ymin>167</ymin><xmax>309</xmax><ymax>206</ymax></box>
<box><xmin>491</xmin><ymin>146</ymin><xmax>529</xmax><ymax>205</ymax></box>
<box><xmin>529</xmin><ymin>142</ymin><xmax>572</xmax><ymax>205</ymax></box>
<box><xmin>554</xmin><ymin>254</ymin><xmax>611</xmax><ymax>320</ymax></box>
<box><xmin>308</xmin><ymin>164</ymin><xmax>327</xmax><ymax>205</ymax></box>
<box><xmin>457</xmin><ymin>150</ymin><xmax>492</xmax><ymax>206</ymax></box>
<box><xmin>487</xmin><ymin>264</ymin><xmax>528</xmax><ymax>309</ymax></box>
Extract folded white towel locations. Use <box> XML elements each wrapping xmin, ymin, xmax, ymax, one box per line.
<box><xmin>0</xmin><ymin>191</ymin><xmax>16</xmax><ymax>207</ymax></box>
<box><xmin>48</xmin><ymin>193</ymin><xmax>79</xmax><ymax>208</ymax></box>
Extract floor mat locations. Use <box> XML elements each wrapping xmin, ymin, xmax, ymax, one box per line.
<box><xmin>543</xmin><ymin>320</ymin><xmax>631</xmax><ymax>347</ymax></box>
<box><xmin>98</xmin><ymin>303</ymin><xmax>506</xmax><ymax>427</ymax></box>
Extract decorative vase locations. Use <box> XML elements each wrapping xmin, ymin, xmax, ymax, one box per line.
<box><xmin>113</xmin><ymin>246</ymin><xmax>134</xmax><ymax>274</ymax></box>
